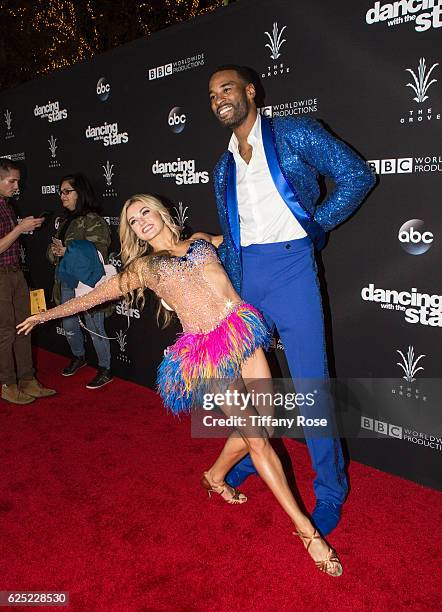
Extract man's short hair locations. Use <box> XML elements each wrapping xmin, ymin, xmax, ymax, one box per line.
<box><xmin>209</xmin><ymin>65</ymin><xmax>255</xmax><ymax>86</ymax></box>
<box><xmin>0</xmin><ymin>158</ymin><xmax>20</xmax><ymax>176</ymax></box>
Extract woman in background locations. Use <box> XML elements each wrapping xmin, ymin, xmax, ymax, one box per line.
<box><xmin>47</xmin><ymin>173</ymin><xmax>112</xmax><ymax>389</ymax></box>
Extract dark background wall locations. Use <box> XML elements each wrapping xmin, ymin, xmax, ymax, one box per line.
<box><xmin>1</xmin><ymin>0</ymin><xmax>441</xmax><ymax>489</ymax></box>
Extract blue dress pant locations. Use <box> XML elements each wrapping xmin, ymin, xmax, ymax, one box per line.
<box><xmin>60</xmin><ymin>283</ymin><xmax>111</xmax><ymax>370</ymax></box>
<box><xmin>237</xmin><ymin>237</ymin><xmax>347</xmax><ymax>504</ymax></box>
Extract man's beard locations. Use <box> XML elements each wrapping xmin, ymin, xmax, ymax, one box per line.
<box><xmin>216</xmin><ymin>96</ymin><xmax>249</xmax><ymax>129</ymax></box>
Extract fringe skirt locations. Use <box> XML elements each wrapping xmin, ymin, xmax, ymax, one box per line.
<box><xmin>157</xmin><ymin>302</ymin><xmax>270</xmax><ymax>414</ymax></box>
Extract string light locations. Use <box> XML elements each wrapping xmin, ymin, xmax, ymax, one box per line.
<box><xmin>0</xmin><ymin>0</ymin><xmax>225</xmax><ymax>91</ymax></box>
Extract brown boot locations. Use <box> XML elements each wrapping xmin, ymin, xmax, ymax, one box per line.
<box><xmin>19</xmin><ymin>378</ymin><xmax>57</xmax><ymax>398</ymax></box>
<box><xmin>1</xmin><ymin>383</ymin><xmax>35</xmax><ymax>405</ymax></box>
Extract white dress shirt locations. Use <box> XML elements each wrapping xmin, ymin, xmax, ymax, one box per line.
<box><xmin>228</xmin><ymin>113</ymin><xmax>306</xmax><ymax>247</ymax></box>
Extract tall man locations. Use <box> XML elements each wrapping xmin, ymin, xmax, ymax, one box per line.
<box><xmin>209</xmin><ymin>65</ymin><xmax>375</xmax><ymax>535</ymax></box>
<box><xmin>0</xmin><ymin>159</ymin><xmax>56</xmax><ymax>404</ymax></box>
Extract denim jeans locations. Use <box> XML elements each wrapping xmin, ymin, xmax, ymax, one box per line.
<box><xmin>60</xmin><ymin>283</ymin><xmax>111</xmax><ymax>369</ymax></box>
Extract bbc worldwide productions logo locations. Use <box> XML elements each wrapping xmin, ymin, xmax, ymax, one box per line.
<box><xmin>148</xmin><ymin>53</ymin><xmax>205</xmax><ymax>80</ymax></box>
<box><xmin>367</xmin><ymin>155</ymin><xmax>442</xmax><ymax>173</ymax></box>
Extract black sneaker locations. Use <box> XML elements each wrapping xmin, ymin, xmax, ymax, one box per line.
<box><xmin>86</xmin><ymin>368</ymin><xmax>113</xmax><ymax>390</ymax></box>
<box><xmin>62</xmin><ymin>356</ymin><xmax>87</xmax><ymax>376</ymax></box>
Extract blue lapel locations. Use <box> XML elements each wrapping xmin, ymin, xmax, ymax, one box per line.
<box><xmin>261</xmin><ymin>115</ymin><xmax>326</xmax><ymax>250</ymax></box>
<box><xmin>225</xmin><ymin>152</ymin><xmax>241</xmax><ymax>254</ymax></box>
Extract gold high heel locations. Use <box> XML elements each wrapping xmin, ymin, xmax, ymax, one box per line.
<box><xmin>294</xmin><ymin>528</ymin><xmax>343</xmax><ymax>577</ymax></box>
<box><xmin>201</xmin><ymin>472</ymin><xmax>247</xmax><ymax>505</ymax></box>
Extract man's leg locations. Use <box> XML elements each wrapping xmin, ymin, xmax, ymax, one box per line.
<box><xmin>260</xmin><ymin>239</ymin><xmax>347</xmax><ymax>534</ymax></box>
<box><xmin>12</xmin><ymin>271</ymin><xmax>34</xmax><ymax>381</ymax></box>
<box><xmin>0</xmin><ymin>272</ymin><xmax>19</xmax><ymax>385</ymax></box>
<box><xmin>226</xmin><ymin>239</ymin><xmax>347</xmax><ymax>533</ymax></box>
<box><xmin>0</xmin><ymin>271</ymin><xmax>36</xmax><ymax>404</ymax></box>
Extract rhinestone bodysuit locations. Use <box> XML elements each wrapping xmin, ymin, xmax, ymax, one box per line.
<box><xmin>38</xmin><ymin>239</ymin><xmax>242</xmax><ymax>333</ymax></box>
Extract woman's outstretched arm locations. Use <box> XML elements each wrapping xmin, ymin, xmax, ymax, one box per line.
<box><xmin>17</xmin><ymin>259</ymin><xmax>149</xmax><ymax>335</ymax></box>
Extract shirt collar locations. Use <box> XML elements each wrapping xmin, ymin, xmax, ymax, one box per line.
<box><xmin>228</xmin><ymin>112</ymin><xmax>261</xmax><ymax>154</ymax></box>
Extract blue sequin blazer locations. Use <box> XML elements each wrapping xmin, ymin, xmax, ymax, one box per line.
<box><xmin>213</xmin><ymin>115</ymin><xmax>375</xmax><ymax>293</ymax></box>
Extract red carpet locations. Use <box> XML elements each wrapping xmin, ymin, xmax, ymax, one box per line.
<box><xmin>0</xmin><ymin>349</ymin><xmax>440</xmax><ymax>611</ymax></box>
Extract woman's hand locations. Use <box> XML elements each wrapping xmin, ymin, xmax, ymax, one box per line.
<box><xmin>190</xmin><ymin>232</ymin><xmax>224</xmax><ymax>248</ymax></box>
<box><xmin>51</xmin><ymin>238</ymin><xmax>66</xmax><ymax>257</ymax></box>
<box><xmin>16</xmin><ymin>315</ymin><xmax>43</xmax><ymax>336</ymax></box>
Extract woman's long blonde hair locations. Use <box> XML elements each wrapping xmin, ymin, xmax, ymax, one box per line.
<box><xmin>119</xmin><ymin>194</ymin><xmax>181</xmax><ymax>327</ymax></box>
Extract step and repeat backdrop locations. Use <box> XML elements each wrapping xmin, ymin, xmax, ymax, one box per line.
<box><xmin>1</xmin><ymin>0</ymin><xmax>441</xmax><ymax>489</ymax></box>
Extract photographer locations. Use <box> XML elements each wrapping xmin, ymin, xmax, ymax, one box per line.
<box><xmin>0</xmin><ymin>159</ymin><xmax>55</xmax><ymax>404</ymax></box>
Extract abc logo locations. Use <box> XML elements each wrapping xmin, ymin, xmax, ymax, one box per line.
<box><xmin>168</xmin><ymin>106</ymin><xmax>186</xmax><ymax>133</ymax></box>
<box><xmin>398</xmin><ymin>219</ymin><xmax>433</xmax><ymax>255</ymax></box>
<box><xmin>96</xmin><ymin>77</ymin><xmax>110</xmax><ymax>101</ymax></box>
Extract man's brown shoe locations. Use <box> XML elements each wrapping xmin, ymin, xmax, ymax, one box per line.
<box><xmin>1</xmin><ymin>383</ymin><xmax>35</xmax><ymax>405</ymax></box>
<box><xmin>19</xmin><ymin>378</ymin><xmax>57</xmax><ymax>398</ymax></box>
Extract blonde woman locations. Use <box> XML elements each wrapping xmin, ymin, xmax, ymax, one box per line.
<box><xmin>17</xmin><ymin>194</ymin><xmax>343</xmax><ymax>576</ymax></box>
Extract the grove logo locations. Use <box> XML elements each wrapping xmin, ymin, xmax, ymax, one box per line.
<box><xmin>96</xmin><ymin>77</ymin><xmax>110</xmax><ymax>101</ymax></box>
<box><xmin>168</xmin><ymin>107</ymin><xmax>186</xmax><ymax>133</ymax></box>
<box><xmin>19</xmin><ymin>244</ymin><xmax>26</xmax><ymax>265</ymax></box>
<box><xmin>102</xmin><ymin>161</ymin><xmax>117</xmax><ymax>197</ymax></box>
<box><xmin>4</xmin><ymin>109</ymin><xmax>12</xmax><ymax>130</ymax></box>
<box><xmin>48</xmin><ymin>135</ymin><xmax>60</xmax><ymax>168</ymax></box>
<box><xmin>103</xmin><ymin>161</ymin><xmax>114</xmax><ymax>186</ymax></box>
<box><xmin>400</xmin><ymin>58</ymin><xmax>440</xmax><ymax>125</ymax></box>
<box><xmin>261</xmin><ymin>21</ymin><xmax>291</xmax><ymax>79</ymax></box>
<box><xmin>265</xmin><ymin>22</ymin><xmax>287</xmax><ymax>60</ymax></box>
<box><xmin>48</xmin><ymin>135</ymin><xmax>57</xmax><ymax>157</ymax></box>
<box><xmin>173</xmin><ymin>201</ymin><xmax>189</xmax><ymax>229</ymax></box>
<box><xmin>4</xmin><ymin>109</ymin><xmax>13</xmax><ymax>139</ymax></box>
<box><xmin>396</xmin><ymin>346</ymin><xmax>425</xmax><ymax>383</ymax></box>
<box><xmin>406</xmin><ymin>58</ymin><xmax>438</xmax><ymax>103</ymax></box>
<box><xmin>116</xmin><ymin>329</ymin><xmax>130</xmax><ymax>364</ymax></box>
<box><xmin>398</xmin><ymin>219</ymin><xmax>434</xmax><ymax>254</ymax></box>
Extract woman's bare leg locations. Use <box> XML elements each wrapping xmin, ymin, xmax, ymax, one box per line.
<box><xmin>207</xmin><ymin>348</ymin><xmax>273</xmax><ymax>480</ymax></box>
<box><xmin>205</xmin><ymin>349</ymin><xmax>340</xmax><ymax>570</ymax></box>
